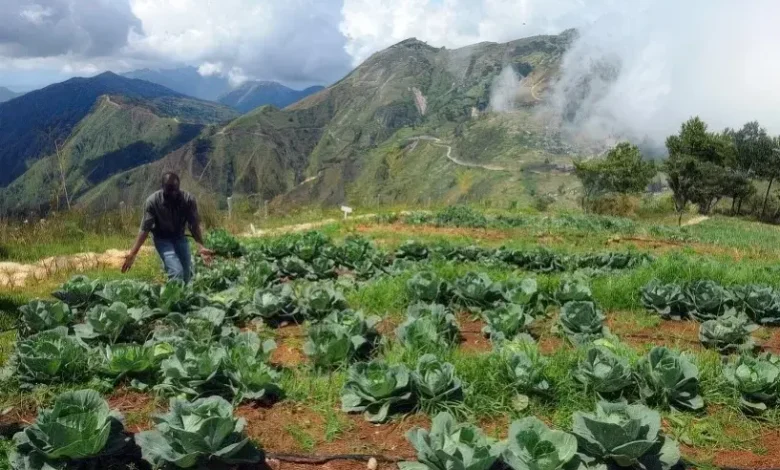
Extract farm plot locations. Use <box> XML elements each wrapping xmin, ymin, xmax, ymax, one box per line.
<box><xmin>1</xmin><ymin>222</ymin><xmax>780</xmax><ymax>470</ymax></box>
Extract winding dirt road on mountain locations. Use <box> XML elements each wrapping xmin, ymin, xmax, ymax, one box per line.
<box><xmin>410</xmin><ymin>136</ymin><xmax>508</xmax><ymax>171</ymax></box>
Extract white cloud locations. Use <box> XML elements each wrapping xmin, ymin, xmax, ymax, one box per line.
<box><xmin>341</xmin><ymin>0</ymin><xmax>780</xmax><ymax>141</ymax></box>
<box><xmin>127</xmin><ymin>0</ymin><xmax>352</xmax><ymax>86</ymax></box>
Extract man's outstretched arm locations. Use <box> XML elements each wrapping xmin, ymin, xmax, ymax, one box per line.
<box><xmin>122</xmin><ymin>230</ymin><xmax>149</xmax><ymax>273</ymax></box>
<box><xmin>188</xmin><ymin>198</ymin><xmax>214</xmax><ymax>263</ymax></box>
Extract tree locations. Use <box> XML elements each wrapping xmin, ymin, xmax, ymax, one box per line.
<box><xmin>665</xmin><ymin>117</ymin><xmax>736</xmax><ymax>222</ymax></box>
<box><xmin>574</xmin><ymin>142</ymin><xmax>657</xmax><ymax>211</ymax></box>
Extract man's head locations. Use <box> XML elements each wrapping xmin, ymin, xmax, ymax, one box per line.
<box><xmin>161</xmin><ymin>172</ymin><xmax>181</xmax><ymax>201</ymax></box>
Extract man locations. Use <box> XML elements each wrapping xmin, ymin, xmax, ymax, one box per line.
<box><xmin>122</xmin><ymin>172</ymin><xmax>213</xmax><ymax>282</ymax></box>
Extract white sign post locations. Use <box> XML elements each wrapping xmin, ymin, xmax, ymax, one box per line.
<box><xmin>341</xmin><ymin>205</ymin><xmax>353</xmax><ymax>220</ymax></box>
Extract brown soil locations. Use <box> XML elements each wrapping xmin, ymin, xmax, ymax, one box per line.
<box><xmin>106</xmin><ymin>388</ymin><xmax>164</xmax><ymax>433</ymax></box>
<box><xmin>713</xmin><ymin>428</ymin><xmax>780</xmax><ymax>469</ymax></box>
<box><xmin>606</xmin><ymin>236</ymin><xmax>746</xmax><ymax>261</ymax></box>
<box><xmin>456</xmin><ymin>312</ymin><xmax>492</xmax><ymax>354</ymax></box>
<box><xmin>270</xmin><ymin>324</ymin><xmax>307</xmax><ymax>368</ymax></box>
<box><xmin>758</xmin><ymin>327</ymin><xmax>780</xmax><ymax>354</ymax></box>
<box><xmin>376</xmin><ymin>317</ymin><xmax>401</xmax><ymax>337</ymax></box>
<box><xmin>607</xmin><ymin>313</ymin><xmax>701</xmax><ymax>351</ymax></box>
<box><xmin>238</xmin><ymin>402</ymin><xmax>426</xmax><ymax>459</ymax></box>
<box><xmin>537</xmin><ymin>335</ymin><xmax>566</xmax><ymax>355</ymax></box>
<box><xmin>354</xmin><ymin>224</ymin><xmax>512</xmax><ymax>243</ymax></box>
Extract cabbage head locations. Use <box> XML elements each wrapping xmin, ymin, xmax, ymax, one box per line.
<box><xmin>412</xmin><ymin>354</ymin><xmax>463</xmax><ymax>411</ymax></box>
<box><xmin>723</xmin><ymin>353</ymin><xmax>780</xmax><ymax>414</ymax></box>
<box><xmin>572</xmin><ymin>346</ymin><xmax>634</xmax><ymax>399</ymax></box>
<box><xmin>698</xmin><ymin>310</ymin><xmax>757</xmax><ymax>353</ymax></box>
<box><xmin>558</xmin><ymin>302</ymin><xmax>609</xmax><ymax>345</ymax></box>
<box><xmin>341</xmin><ymin>361</ymin><xmax>414</xmax><ymax>423</ymax></box>
<box><xmin>18</xmin><ymin>300</ymin><xmax>74</xmax><ymax>338</ymax></box>
<box><xmin>634</xmin><ymin>347</ymin><xmax>704</xmax><ymax>411</ymax></box>
<box><xmin>502</xmin><ymin>416</ymin><xmax>578</xmax><ymax>470</ymax></box>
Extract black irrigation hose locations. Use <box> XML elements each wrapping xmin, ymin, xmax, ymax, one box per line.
<box><xmin>266</xmin><ymin>453</ymin><xmax>405</xmax><ymax>464</ymax></box>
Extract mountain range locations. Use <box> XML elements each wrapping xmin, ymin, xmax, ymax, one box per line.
<box><xmin>0</xmin><ymin>30</ymin><xmax>586</xmax><ymax>216</ymax></box>
<box><xmin>0</xmin><ymin>87</ymin><xmax>22</xmax><ymax>103</ymax></box>
<box><xmin>120</xmin><ymin>67</ymin><xmax>324</xmax><ymax>112</ymax></box>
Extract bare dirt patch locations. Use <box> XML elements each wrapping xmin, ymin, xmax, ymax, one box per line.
<box><xmin>354</xmin><ymin>224</ymin><xmax>512</xmax><ymax>243</ymax></box>
<box><xmin>238</xmin><ymin>402</ymin><xmax>426</xmax><ymax>459</ymax></box>
<box><xmin>758</xmin><ymin>327</ymin><xmax>780</xmax><ymax>354</ymax></box>
<box><xmin>456</xmin><ymin>312</ymin><xmax>492</xmax><ymax>354</ymax></box>
<box><xmin>606</xmin><ymin>236</ymin><xmax>745</xmax><ymax>261</ymax></box>
<box><xmin>607</xmin><ymin>312</ymin><xmax>701</xmax><ymax>351</ymax></box>
<box><xmin>271</xmin><ymin>324</ymin><xmax>307</xmax><ymax>368</ymax></box>
<box><xmin>713</xmin><ymin>428</ymin><xmax>780</xmax><ymax>469</ymax></box>
<box><xmin>106</xmin><ymin>388</ymin><xmax>164</xmax><ymax>433</ymax></box>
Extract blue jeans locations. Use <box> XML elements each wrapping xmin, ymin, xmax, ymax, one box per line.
<box><xmin>154</xmin><ymin>236</ymin><xmax>192</xmax><ymax>283</ymax></box>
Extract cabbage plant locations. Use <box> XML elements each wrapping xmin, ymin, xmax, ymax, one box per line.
<box><xmin>277</xmin><ymin>256</ymin><xmax>311</xmax><ymax>279</ymax></box>
<box><xmin>12</xmin><ymin>327</ymin><xmax>90</xmax><ymax>388</ymax></box>
<box><xmin>205</xmin><ymin>228</ymin><xmax>244</xmax><ymax>257</ymax></box>
<box><xmin>396</xmin><ymin>241</ymin><xmax>429</xmax><ymax>260</ymax></box>
<box><xmin>504</xmin><ymin>346</ymin><xmax>551</xmax><ymax>398</ymax></box>
<box><xmin>573</xmin><ymin>346</ymin><xmax>634</xmax><ymax>399</ymax></box>
<box><xmin>73</xmin><ymin>302</ymin><xmax>134</xmax><ymax>344</ymax></box>
<box><xmin>222</xmin><ymin>332</ymin><xmax>281</xmax><ymax>403</ymax></box>
<box><xmin>734</xmin><ymin>284</ymin><xmax>780</xmax><ymax>326</ymax></box>
<box><xmin>558</xmin><ymin>301</ymin><xmax>609</xmax><ymax>345</ymax></box>
<box><xmin>341</xmin><ymin>361</ymin><xmax>414</xmax><ymax>423</ymax></box>
<box><xmin>412</xmin><ymin>354</ymin><xmax>463</xmax><ymax>411</ymax></box>
<box><xmin>452</xmin><ymin>272</ymin><xmax>504</xmax><ymax>309</ymax></box>
<box><xmin>482</xmin><ymin>303</ymin><xmax>535</xmax><ymax>342</ymax></box>
<box><xmin>10</xmin><ymin>390</ymin><xmax>130</xmax><ymax>470</ymax></box>
<box><xmin>723</xmin><ymin>353</ymin><xmax>780</xmax><ymax>414</ymax></box>
<box><xmin>98</xmin><ymin>343</ymin><xmax>160</xmax><ymax>389</ymax></box>
<box><xmin>299</xmin><ymin>283</ymin><xmax>349</xmax><ymax>321</ymax></box>
<box><xmin>244</xmin><ymin>283</ymin><xmax>298</xmax><ymax>324</ymax></box>
<box><xmin>572</xmin><ymin>401</ymin><xmax>680</xmax><ymax>470</ymax></box>
<box><xmin>304</xmin><ymin>310</ymin><xmax>380</xmax><ymax>369</ymax></box>
<box><xmin>502</xmin><ymin>278</ymin><xmax>546</xmax><ymax>316</ymax></box>
<box><xmin>52</xmin><ymin>275</ymin><xmax>103</xmax><ymax>309</ymax></box>
<box><xmin>685</xmin><ymin>280</ymin><xmax>734</xmax><ymax>321</ymax></box>
<box><xmin>156</xmin><ymin>341</ymin><xmax>228</xmax><ymax>398</ymax></box>
<box><xmin>98</xmin><ymin>279</ymin><xmax>153</xmax><ymax>308</ymax></box>
<box><xmin>502</xmin><ymin>416</ymin><xmax>578</xmax><ymax>470</ymax></box>
<box><xmin>555</xmin><ymin>275</ymin><xmax>593</xmax><ymax>304</ymax></box>
<box><xmin>698</xmin><ymin>311</ymin><xmax>757</xmax><ymax>353</ymax></box>
<box><xmin>634</xmin><ymin>347</ymin><xmax>703</xmax><ymax>411</ymax></box>
<box><xmin>396</xmin><ymin>303</ymin><xmax>460</xmax><ymax>352</ymax></box>
<box><xmin>641</xmin><ymin>280</ymin><xmax>689</xmax><ymax>321</ymax></box>
<box><xmin>18</xmin><ymin>300</ymin><xmax>74</xmax><ymax>338</ymax></box>
<box><xmin>399</xmin><ymin>412</ymin><xmax>502</xmax><ymax>470</ymax></box>
<box><xmin>407</xmin><ymin>271</ymin><xmax>451</xmax><ymax>304</ymax></box>
<box><xmin>135</xmin><ymin>396</ymin><xmax>263</xmax><ymax>468</ymax></box>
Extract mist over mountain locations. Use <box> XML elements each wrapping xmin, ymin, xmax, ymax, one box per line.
<box><xmin>121</xmin><ymin>67</ymin><xmax>232</xmax><ymax>101</ymax></box>
<box><xmin>0</xmin><ymin>87</ymin><xmax>22</xmax><ymax>103</ymax></box>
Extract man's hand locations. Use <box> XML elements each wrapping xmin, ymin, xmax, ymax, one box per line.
<box><xmin>198</xmin><ymin>245</ymin><xmax>215</xmax><ymax>265</ymax></box>
<box><xmin>121</xmin><ymin>252</ymin><xmax>137</xmax><ymax>273</ymax></box>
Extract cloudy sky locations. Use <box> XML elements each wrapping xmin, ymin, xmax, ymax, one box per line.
<box><xmin>3</xmin><ymin>0</ymin><xmax>780</xmax><ymax>139</ymax></box>
<box><xmin>0</xmin><ymin>0</ymin><xmax>619</xmax><ymax>91</ymax></box>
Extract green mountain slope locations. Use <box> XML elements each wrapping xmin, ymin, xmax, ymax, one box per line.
<box><xmin>6</xmin><ymin>30</ymin><xmax>586</xmax><ymax>214</ymax></box>
<box><xmin>0</xmin><ymin>72</ymin><xmax>237</xmax><ymax>188</ymax></box>
<box><xmin>1</xmin><ymin>94</ymin><xmax>224</xmax><ymax>215</ymax></box>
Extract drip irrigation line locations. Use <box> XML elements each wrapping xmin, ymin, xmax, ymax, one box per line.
<box><xmin>266</xmin><ymin>453</ymin><xmax>405</xmax><ymax>464</ymax></box>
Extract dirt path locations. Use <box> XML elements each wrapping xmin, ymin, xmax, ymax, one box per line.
<box><xmin>410</xmin><ymin>136</ymin><xmax>508</xmax><ymax>171</ymax></box>
<box><xmin>682</xmin><ymin>216</ymin><xmax>710</xmax><ymax>227</ymax></box>
<box><xmin>0</xmin><ymin>247</ymin><xmax>153</xmax><ymax>289</ymax></box>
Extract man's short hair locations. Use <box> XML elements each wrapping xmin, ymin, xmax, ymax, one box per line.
<box><xmin>162</xmin><ymin>172</ymin><xmax>180</xmax><ymax>186</ymax></box>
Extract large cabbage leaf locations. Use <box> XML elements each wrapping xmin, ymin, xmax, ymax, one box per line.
<box><xmin>304</xmin><ymin>310</ymin><xmax>380</xmax><ymax>369</ymax></box>
<box><xmin>97</xmin><ymin>279</ymin><xmax>153</xmax><ymax>308</ymax></box>
<box><xmin>205</xmin><ymin>228</ymin><xmax>244</xmax><ymax>257</ymax></box>
<box><xmin>299</xmin><ymin>283</ymin><xmax>349</xmax><ymax>321</ymax></box>
<box><xmin>73</xmin><ymin>302</ymin><xmax>134</xmax><ymax>344</ymax></box>
<box><xmin>698</xmin><ymin>310</ymin><xmax>757</xmax><ymax>353</ymax></box>
<box><xmin>396</xmin><ymin>303</ymin><xmax>460</xmax><ymax>352</ymax></box>
<box><xmin>634</xmin><ymin>347</ymin><xmax>704</xmax><ymax>411</ymax></box>
<box><xmin>558</xmin><ymin>302</ymin><xmax>609</xmax><ymax>345</ymax></box>
<box><xmin>723</xmin><ymin>353</ymin><xmax>780</xmax><ymax>414</ymax></box>
<box><xmin>482</xmin><ymin>303</ymin><xmax>535</xmax><ymax>343</ymax></box>
<box><xmin>734</xmin><ymin>284</ymin><xmax>780</xmax><ymax>326</ymax></box>
<box><xmin>412</xmin><ymin>354</ymin><xmax>463</xmax><ymax>411</ymax></box>
<box><xmin>11</xmin><ymin>389</ymin><xmax>130</xmax><ymax>469</ymax></box>
<box><xmin>341</xmin><ymin>361</ymin><xmax>414</xmax><ymax>423</ymax></box>
<box><xmin>135</xmin><ymin>396</ymin><xmax>263</xmax><ymax>468</ymax></box>
<box><xmin>18</xmin><ymin>300</ymin><xmax>74</xmax><ymax>338</ymax></box>
<box><xmin>244</xmin><ymin>283</ymin><xmax>298</xmax><ymax>324</ymax></box>
<box><xmin>572</xmin><ymin>401</ymin><xmax>680</xmax><ymax>470</ymax></box>
<box><xmin>640</xmin><ymin>280</ymin><xmax>689</xmax><ymax>321</ymax></box>
<box><xmin>52</xmin><ymin>275</ymin><xmax>103</xmax><ymax>309</ymax></box>
<box><xmin>573</xmin><ymin>346</ymin><xmax>634</xmax><ymax>399</ymax></box>
<box><xmin>407</xmin><ymin>272</ymin><xmax>451</xmax><ymax>304</ymax></box>
<box><xmin>502</xmin><ymin>416</ymin><xmax>578</xmax><ymax>470</ymax></box>
<box><xmin>399</xmin><ymin>412</ymin><xmax>502</xmax><ymax>470</ymax></box>
<box><xmin>452</xmin><ymin>272</ymin><xmax>504</xmax><ymax>309</ymax></box>
<box><xmin>12</xmin><ymin>327</ymin><xmax>90</xmax><ymax>388</ymax></box>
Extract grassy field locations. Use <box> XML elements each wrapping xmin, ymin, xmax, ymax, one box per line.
<box><xmin>1</xmin><ymin>208</ymin><xmax>780</xmax><ymax>469</ymax></box>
